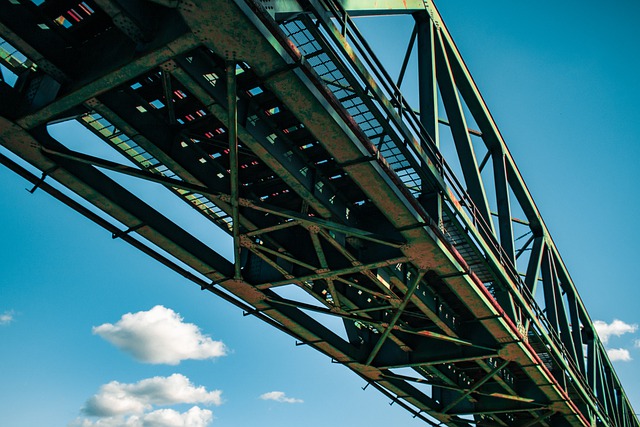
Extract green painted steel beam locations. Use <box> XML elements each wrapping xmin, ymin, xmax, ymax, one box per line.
<box><xmin>268</xmin><ymin>0</ymin><xmax>429</xmax><ymax>21</ymax></box>
<box><xmin>15</xmin><ymin>32</ymin><xmax>200</xmax><ymax>129</ymax></box>
<box><xmin>1</xmin><ymin>0</ymin><xmax>637</xmax><ymax>425</ymax></box>
<box><xmin>227</xmin><ymin>60</ymin><xmax>242</xmax><ymax>279</ymax></box>
<box><xmin>364</xmin><ymin>270</ymin><xmax>425</xmax><ymax>365</ymax></box>
<box><xmin>442</xmin><ymin>359</ymin><xmax>510</xmax><ymax>414</ymax></box>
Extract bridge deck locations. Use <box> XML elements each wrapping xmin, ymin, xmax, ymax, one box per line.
<box><xmin>0</xmin><ymin>1</ymin><xmax>637</xmax><ymax>426</ymax></box>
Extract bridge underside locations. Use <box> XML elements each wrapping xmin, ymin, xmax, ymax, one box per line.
<box><xmin>0</xmin><ymin>1</ymin><xmax>637</xmax><ymax>426</ymax></box>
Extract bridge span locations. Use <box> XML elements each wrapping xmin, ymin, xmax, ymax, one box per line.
<box><xmin>0</xmin><ymin>1</ymin><xmax>637</xmax><ymax>425</ymax></box>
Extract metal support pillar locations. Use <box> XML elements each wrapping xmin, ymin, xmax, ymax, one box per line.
<box><xmin>491</xmin><ymin>152</ymin><xmax>518</xmax><ymax>323</ymax></box>
<box><xmin>416</xmin><ymin>12</ymin><xmax>442</xmax><ymax>225</ymax></box>
<box><xmin>492</xmin><ymin>152</ymin><xmax>515</xmax><ymax>264</ymax></box>
<box><xmin>161</xmin><ymin>69</ymin><xmax>176</xmax><ymax>125</ymax></box>
<box><xmin>227</xmin><ymin>59</ymin><xmax>242</xmax><ymax>279</ymax></box>
<box><xmin>524</xmin><ymin>237</ymin><xmax>544</xmax><ymax>295</ymax></box>
<box><xmin>441</xmin><ymin>359</ymin><xmax>510</xmax><ymax>413</ymax></box>
<box><xmin>417</xmin><ymin>13</ymin><xmax>438</xmax><ymax>146</ymax></box>
<box><xmin>365</xmin><ymin>270</ymin><xmax>426</xmax><ymax>365</ymax></box>
<box><xmin>434</xmin><ymin>31</ymin><xmax>494</xmax><ymax>234</ymax></box>
<box><xmin>541</xmin><ymin>247</ymin><xmax>559</xmax><ymax>333</ymax></box>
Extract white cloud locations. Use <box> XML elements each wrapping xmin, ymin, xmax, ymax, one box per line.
<box><xmin>71</xmin><ymin>406</ymin><xmax>213</xmax><ymax>427</ymax></box>
<box><xmin>71</xmin><ymin>375</ymin><xmax>220</xmax><ymax>427</ymax></box>
<box><xmin>593</xmin><ymin>319</ymin><xmax>637</xmax><ymax>344</ymax></box>
<box><xmin>0</xmin><ymin>310</ymin><xmax>14</xmax><ymax>325</ymax></box>
<box><xmin>83</xmin><ymin>374</ymin><xmax>222</xmax><ymax>417</ymax></box>
<box><xmin>259</xmin><ymin>391</ymin><xmax>303</xmax><ymax>404</ymax></box>
<box><xmin>635</xmin><ymin>339</ymin><xmax>640</xmax><ymax>348</ymax></box>
<box><xmin>607</xmin><ymin>348</ymin><xmax>632</xmax><ymax>362</ymax></box>
<box><xmin>93</xmin><ymin>306</ymin><xmax>226</xmax><ymax>364</ymax></box>
<box><xmin>140</xmin><ymin>407</ymin><xmax>213</xmax><ymax>427</ymax></box>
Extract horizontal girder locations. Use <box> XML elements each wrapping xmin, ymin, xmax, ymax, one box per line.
<box><xmin>0</xmin><ymin>1</ymin><xmax>636</xmax><ymax>426</ymax></box>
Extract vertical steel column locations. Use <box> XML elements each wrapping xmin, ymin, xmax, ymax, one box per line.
<box><xmin>227</xmin><ymin>59</ymin><xmax>242</xmax><ymax>279</ymax></box>
<box><xmin>595</xmin><ymin>351</ymin><xmax>609</xmax><ymax>415</ymax></box>
<box><xmin>551</xmin><ymin>272</ymin><xmax>578</xmax><ymax>368</ymax></box>
<box><xmin>492</xmin><ymin>152</ymin><xmax>518</xmax><ymax>323</ymax></box>
<box><xmin>492</xmin><ymin>152</ymin><xmax>515</xmax><ymax>263</ymax></box>
<box><xmin>364</xmin><ymin>270</ymin><xmax>426</xmax><ymax>366</ymax></box>
<box><xmin>568</xmin><ymin>293</ymin><xmax>586</xmax><ymax>376</ymax></box>
<box><xmin>523</xmin><ymin>237</ymin><xmax>544</xmax><ymax>333</ymax></box>
<box><xmin>541</xmin><ymin>247</ymin><xmax>559</xmax><ymax>333</ymax></box>
<box><xmin>416</xmin><ymin>13</ymin><xmax>442</xmax><ymax>224</ymax></box>
<box><xmin>160</xmin><ymin>69</ymin><xmax>176</xmax><ymax>125</ymax></box>
<box><xmin>435</xmin><ymin>32</ymin><xmax>495</xmax><ymax>234</ymax></box>
<box><xmin>417</xmin><ymin>13</ymin><xmax>438</xmax><ymax>146</ymax></box>
<box><xmin>586</xmin><ymin>336</ymin><xmax>596</xmax><ymax>391</ymax></box>
<box><xmin>441</xmin><ymin>359</ymin><xmax>509</xmax><ymax>413</ymax></box>
<box><xmin>524</xmin><ymin>237</ymin><xmax>544</xmax><ymax>295</ymax></box>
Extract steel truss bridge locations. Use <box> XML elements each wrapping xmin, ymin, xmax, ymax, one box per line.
<box><xmin>0</xmin><ymin>0</ymin><xmax>636</xmax><ymax>426</ymax></box>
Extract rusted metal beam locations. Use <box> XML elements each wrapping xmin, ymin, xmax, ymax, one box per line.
<box><xmin>244</xmin><ymin>220</ymin><xmax>300</xmax><ymax>237</ymax></box>
<box><xmin>1</xmin><ymin>0</ymin><xmax>635</xmax><ymax>425</ymax></box>
<box><xmin>161</xmin><ymin>69</ymin><xmax>177</xmax><ymax>125</ymax></box>
<box><xmin>378</xmin><ymin>353</ymin><xmax>500</xmax><ymax>370</ymax></box>
<box><xmin>441</xmin><ymin>359</ymin><xmax>509</xmax><ymax>413</ymax></box>
<box><xmin>434</xmin><ymin>30</ymin><xmax>493</xmax><ymax>234</ymax></box>
<box><xmin>416</xmin><ymin>14</ymin><xmax>438</xmax><ymax>146</ymax></box>
<box><xmin>16</xmin><ymin>33</ymin><xmax>200</xmax><ymax>129</ymax></box>
<box><xmin>93</xmin><ymin>0</ymin><xmax>146</xmax><ymax>42</ymax></box>
<box><xmin>168</xmin><ymin>55</ymin><xmax>353</xmax><ymax>223</ymax></box>
<box><xmin>364</xmin><ymin>270</ymin><xmax>425</xmax><ymax>365</ymax></box>
<box><xmin>227</xmin><ymin>60</ymin><xmax>242</xmax><ymax>279</ymax></box>
<box><xmin>0</xmin><ymin>21</ymin><xmax>68</xmax><ymax>83</ymax></box>
<box><xmin>256</xmin><ymin>256</ymin><xmax>409</xmax><ymax>289</ymax></box>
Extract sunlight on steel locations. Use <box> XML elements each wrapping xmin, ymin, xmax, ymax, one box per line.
<box><xmin>79</xmin><ymin>112</ymin><xmax>234</xmax><ymax>232</ymax></box>
<box><xmin>0</xmin><ymin>0</ymin><xmax>637</xmax><ymax>425</ymax></box>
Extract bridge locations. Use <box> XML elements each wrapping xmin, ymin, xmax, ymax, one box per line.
<box><xmin>0</xmin><ymin>1</ymin><xmax>636</xmax><ymax>426</ymax></box>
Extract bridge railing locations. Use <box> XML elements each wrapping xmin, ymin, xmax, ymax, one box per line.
<box><xmin>279</xmin><ymin>0</ymin><xmax>637</xmax><ymax>424</ymax></box>
<box><xmin>1</xmin><ymin>0</ymin><xmax>634</xmax><ymax>422</ymax></box>
<box><xmin>302</xmin><ymin>0</ymin><xmax>550</xmax><ymax>333</ymax></box>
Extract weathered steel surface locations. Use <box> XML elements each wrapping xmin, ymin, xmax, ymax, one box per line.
<box><xmin>0</xmin><ymin>0</ymin><xmax>636</xmax><ymax>426</ymax></box>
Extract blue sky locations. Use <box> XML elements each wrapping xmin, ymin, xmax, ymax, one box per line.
<box><xmin>2</xmin><ymin>2</ymin><xmax>640</xmax><ymax>426</ymax></box>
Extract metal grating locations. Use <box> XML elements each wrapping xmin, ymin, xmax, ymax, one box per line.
<box><xmin>281</xmin><ymin>19</ymin><xmax>421</xmax><ymax>194</ymax></box>
<box><xmin>79</xmin><ymin>112</ymin><xmax>233</xmax><ymax>232</ymax></box>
